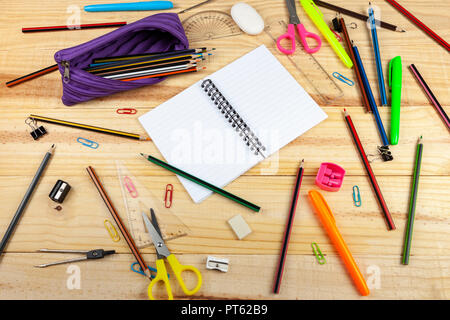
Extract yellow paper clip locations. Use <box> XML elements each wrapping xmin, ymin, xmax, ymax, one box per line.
<box><xmin>311</xmin><ymin>242</ymin><xmax>326</xmax><ymax>265</ymax></box>
<box><xmin>104</xmin><ymin>219</ymin><xmax>120</xmax><ymax>242</ymax></box>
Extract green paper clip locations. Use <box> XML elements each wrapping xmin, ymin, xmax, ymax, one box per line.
<box><xmin>311</xmin><ymin>242</ymin><xmax>326</xmax><ymax>265</ymax></box>
<box><xmin>352</xmin><ymin>185</ymin><xmax>361</xmax><ymax>207</ymax></box>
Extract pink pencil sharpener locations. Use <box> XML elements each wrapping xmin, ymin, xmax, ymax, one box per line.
<box><xmin>315</xmin><ymin>162</ymin><xmax>346</xmax><ymax>192</ymax></box>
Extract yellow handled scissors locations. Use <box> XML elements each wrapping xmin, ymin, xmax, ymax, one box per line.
<box><xmin>142</xmin><ymin>209</ymin><xmax>202</xmax><ymax>300</ymax></box>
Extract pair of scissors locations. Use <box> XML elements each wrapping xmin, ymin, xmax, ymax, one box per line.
<box><xmin>277</xmin><ymin>0</ymin><xmax>322</xmax><ymax>54</ymax></box>
<box><xmin>142</xmin><ymin>209</ymin><xmax>202</xmax><ymax>300</ymax></box>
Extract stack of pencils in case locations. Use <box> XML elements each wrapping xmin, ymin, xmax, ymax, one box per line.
<box><xmin>84</xmin><ymin>47</ymin><xmax>214</xmax><ymax>81</ymax></box>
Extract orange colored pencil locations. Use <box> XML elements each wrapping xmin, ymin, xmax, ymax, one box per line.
<box><xmin>6</xmin><ymin>64</ymin><xmax>58</xmax><ymax>87</ymax></box>
<box><xmin>120</xmin><ymin>66</ymin><xmax>205</xmax><ymax>82</ymax></box>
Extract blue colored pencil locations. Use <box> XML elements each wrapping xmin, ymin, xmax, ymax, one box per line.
<box><xmin>368</xmin><ymin>3</ymin><xmax>388</xmax><ymax>106</ymax></box>
<box><xmin>352</xmin><ymin>43</ymin><xmax>389</xmax><ymax>146</ymax></box>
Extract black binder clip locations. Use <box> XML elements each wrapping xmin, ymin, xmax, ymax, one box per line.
<box><xmin>49</xmin><ymin>180</ymin><xmax>71</xmax><ymax>203</ymax></box>
<box><xmin>25</xmin><ymin>117</ymin><xmax>47</xmax><ymax>140</ymax></box>
<box><xmin>368</xmin><ymin>145</ymin><xmax>394</xmax><ymax>162</ymax></box>
<box><xmin>332</xmin><ymin>17</ymin><xmax>343</xmax><ymax>32</ymax></box>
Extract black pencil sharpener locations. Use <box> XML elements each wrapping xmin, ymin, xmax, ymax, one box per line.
<box><xmin>49</xmin><ymin>180</ymin><xmax>71</xmax><ymax>203</ymax></box>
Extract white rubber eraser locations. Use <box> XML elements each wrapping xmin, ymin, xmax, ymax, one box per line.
<box><xmin>228</xmin><ymin>214</ymin><xmax>252</xmax><ymax>240</ymax></box>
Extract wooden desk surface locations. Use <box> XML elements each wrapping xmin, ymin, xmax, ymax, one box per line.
<box><xmin>0</xmin><ymin>0</ymin><xmax>448</xmax><ymax>300</ymax></box>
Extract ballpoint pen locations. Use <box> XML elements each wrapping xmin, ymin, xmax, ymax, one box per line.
<box><xmin>368</xmin><ymin>3</ymin><xmax>388</xmax><ymax>106</ymax></box>
<box><xmin>299</xmin><ymin>0</ymin><xmax>353</xmax><ymax>68</ymax></box>
<box><xmin>84</xmin><ymin>1</ymin><xmax>173</xmax><ymax>12</ymax></box>
<box><xmin>389</xmin><ymin>56</ymin><xmax>402</xmax><ymax>145</ymax></box>
<box><xmin>308</xmin><ymin>190</ymin><xmax>370</xmax><ymax>296</ymax></box>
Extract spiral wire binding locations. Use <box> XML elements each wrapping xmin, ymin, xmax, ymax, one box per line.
<box><xmin>201</xmin><ymin>79</ymin><xmax>266</xmax><ymax>158</ymax></box>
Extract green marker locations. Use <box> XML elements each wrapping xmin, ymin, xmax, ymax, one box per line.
<box><xmin>389</xmin><ymin>56</ymin><xmax>402</xmax><ymax>145</ymax></box>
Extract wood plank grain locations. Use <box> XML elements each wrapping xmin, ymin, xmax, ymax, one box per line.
<box><xmin>0</xmin><ymin>253</ymin><xmax>448</xmax><ymax>299</ymax></box>
<box><xmin>0</xmin><ymin>175</ymin><xmax>447</xmax><ymax>256</ymax></box>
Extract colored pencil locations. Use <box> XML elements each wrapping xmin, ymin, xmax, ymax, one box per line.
<box><xmin>6</xmin><ymin>64</ymin><xmax>58</xmax><ymax>87</ymax></box>
<box><xmin>402</xmin><ymin>136</ymin><xmax>423</xmax><ymax>265</ymax></box>
<box><xmin>339</xmin><ymin>17</ymin><xmax>371</xmax><ymax>112</ymax></box>
<box><xmin>386</xmin><ymin>0</ymin><xmax>449</xmax><ymax>51</ymax></box>
<box><xmin>352</xmin><ymin>42</ymin><xmax>389</xmax><ymax>146</ymax></box>
<box><xmin>101</xmin><ymin>61</ymin><xmax>196</xmax><ymax>79</ymax></box>
<box><xmin>86</xmin><ymin>166</ymin><xmax>151</xmax><ymax>279</ymax></box>
<box><xmin>409</xmin><ymin>64</ymin><xmax>449</xmax><ymax>131</ymax></box>
<box><xmin>92</xmin><ymin>47</ymin><xmax>214</xmax><ymax>63</ymax></box>
<box><xmin>121</xmin><ymin>66</ymin><xmax>204</xmax><ymax>82</ymax></box>
<box><xmin>314</xmin><ymin>0</ymin><xmax>405</xmax><ymax>32</ymax></box>
<box><xmin>0</xmin><ymin>145</ymin><xmax>55</xmax><ymax>260</ymax></box>
<box><xmin>85</xmin><ymin>53</ymin><xmax>203</xmax><ymax>72</ymax></box>
<box><xmin>29</xmin><ymin>114</ymin><xmax>150</xmax><ymax>141</ymax></box>
<box><xmin>368</xmin><ymin>3</ymin><xmax>388</xmax><ymax>106</ymax></box>
<box><xmin>22</xmin><ymin>22</ymin><xmax>126</xmax><ymax>33</ymax></box>
<box><xmin>93</xmin><ymin>59</ymin><xmax>200</xmax><ymax>76</ymax></box>
<box><xmin>343</xmin><ymin>109</ymin><xmax>395</xmax><ymax>230</ymax></box>
<box><xmin>273</xmin><ymin>159</ymin><xmax>304</xmax><ymax>294</ymax></box>
<box><xmin>140</xmin><ymin>153</ymin><xmax>261</xmax><ymax>212</ymax></box>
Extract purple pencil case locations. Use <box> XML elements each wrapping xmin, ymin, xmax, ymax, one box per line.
<box><xmin>54</xmin><ymin>13</ymin><xmax>188</xmax><ymax>106</ymax></box>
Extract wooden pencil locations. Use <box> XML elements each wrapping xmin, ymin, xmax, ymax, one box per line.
<box><xmin>86</xmin><ymin>166</ymin><xmax>151</xmax><ymax>279</ymax></box>
<box><xmin>102</xmin><ymin>62</ymin><xmax>196</xmax><ymax>80</ymax></box>
<box><xmin>402</xmin><ymin>136</ymin><xmax>423</xmax><ymax>265</ymax></box>
<box><xmin>343</xmin><ymin>109</ymin><xmax>395</xmax><ymax>230</ymax></box>
<box><xmin>93</xmin><ymin>47</ymin><xmax>213</xmax><ymax>63</ymax></box>
<box><xmin>6</xmin><ymin>64</ymin><xmax>58</xmax><ymax>87</ymax></box>
<box><xmin>29</xmin><ymin>114</ymin><xmax>150</xmax><ymax>141</ymax></box>
<box><xmin>409</xmin><ymin>64</ymin><xmax>449</xmax><ymax>131</ymax></box>
<box><xmin>339</xmin><ymin>17</ymin><xmax>371</xmax><ymax>112</ymax></box>
<box><xmin>121</xmin><ymin>66</ymin><xmax>204</xmax><ymax>82</ymax></box>
<box><xmin>140</xmin><ymin>153</ymin><xmax>261</xmax><ymax>212</ymax></box>
<box><xmin>22</xmin><ymin>22</ymin><xmax>126</xmax><ymax>32</ymax></box>
<box><xmin>0</xmin><ymin>145</ymin><xmax>55</xmax><ymax>260</ymax></box>
<box><xmin>273</xmin><ymin>159</ymin><xmax>304</xmax><ymax>294</ymax></box>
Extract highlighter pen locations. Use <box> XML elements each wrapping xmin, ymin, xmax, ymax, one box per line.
<box><xmin>308</xmin><ymin>190</ymin><xmax>370</xmax><ymax>296</ymax></box>
<box><xmin>389</xmin><ymin>56</ymin><xmax>402</xmax><ymax>145</ymax></box>
<box><xmin>84</xmin><ymin>1</ymin><xmax>173</xmax><ymax>12</ymax></box>
<box><xmin>299</xmin><ymin>0</ymin><xmax>353</xmax><ymax>68</ymax></box>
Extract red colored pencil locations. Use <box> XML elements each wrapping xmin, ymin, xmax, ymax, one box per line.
<box><xmin>22</xmin><ymin>22</ymin><xmax>127</xmax><ymax>33</ymax></box>
<box><xmin>273</xmin><ymin>159</ymin><xmax>304</xmax><ymax>294</ymax></box>
<box><xmin>343</xmin><ymin>109</ymin><xmax>396</xmax><ymax>230</ymax></box>
<box><xmin>385</xmin><ymin>0</ymin><xmax>450</xmax><ymax>51</ymax></box>
<box><xmin>6</xmin><ymin>64</ymin><xmax>58</xmax><ymax>87</ymax></box>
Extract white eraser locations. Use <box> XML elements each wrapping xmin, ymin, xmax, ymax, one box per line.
<box><xmin>228</xmin><ymin>214</ymin><xmax>252</xmax><ymax>240</ymax></box>
<box><xmin>231</xmin><ymin>2</ymin><xmax>265</xmax><ymax>35</ymax></box>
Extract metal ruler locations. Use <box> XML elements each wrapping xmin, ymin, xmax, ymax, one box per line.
<box><xmin>265</xmin><ymin>20</ymin><xmax>343</xmax><ymax>104</ymax></box>
<box><xmin>116</xmin><ymin>161</ymin><xmax>189</xmax><ymax>248</ymax></box>
<box><xmin>182</xmin><ymin>10</ymin><xmax>242</xmax><ymax>43</ymax></box>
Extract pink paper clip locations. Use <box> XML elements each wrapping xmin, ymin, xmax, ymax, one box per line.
<box><xmin>124</xmin><ymin>176</ymin><xmax>138</xmax><ymax>198</ymax></box>
<box><xmin>164</xmin><ymin>184</ymin><xmax>173</xmax><ymax>208</ymax></box>
<box><xmin>116</xmin><ymin>108</ymin><xmax>137</xmax><ymax>115</ymax></box>
<box><xmin>331</xmin><ymin>29</ymin><xmax>342</xmax><ymax>42</ymax></box>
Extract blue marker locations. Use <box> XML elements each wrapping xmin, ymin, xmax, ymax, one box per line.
<box><xmin>84</xmin><ymin>1</ymin><xmax>173</xmax><ymax>12</ymax></box>
<box><xmin>368</xmin><ymin>4</ymin><xmax>388</xmax><ymax>106</ymax></box>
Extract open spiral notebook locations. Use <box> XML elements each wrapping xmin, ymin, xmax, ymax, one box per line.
<box><xmin>139</xmin><ymin>45</ymin><xmax>327</xmax><ymax>203</ymax></box>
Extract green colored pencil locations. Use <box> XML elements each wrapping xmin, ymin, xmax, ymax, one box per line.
<box><xmin>140</xmin><ymin>153</ymin><xmax>260</xmax><ymax>212</ymax></box>
<box><xmin>402</xmin><ymin>136</ymin><xmax>423</xmax><ymax>265</ymax></box>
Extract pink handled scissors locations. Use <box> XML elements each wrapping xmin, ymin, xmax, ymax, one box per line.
<box><xmin>277</xmin><ymin>0</ymin><xmax>322</xmax><ymax>54</ymax></box>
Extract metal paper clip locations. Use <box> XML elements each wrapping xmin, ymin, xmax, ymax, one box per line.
<box><xmin>77</xmin><ymin>137</ymin><xmax>99</xmax><ymax>149</ymax></box>
<box><xmin>164</xmin><ymin>184</ymin><xmax>173</xmax><ymax>208</ymax></box>
<box><xmin>116</xmin><ymin>108</ymin><xmax>137</xmax><ymax>114</ymax></box>
<box><xmin>130</xmin><ymin>262</ymin><xmax>158</xmax><ymax>278</ymax></box>
<box><xmin>367</xmin><ymin>145</ymin><xmax>394</xmax><ymax>162</ymax></box>
<box><xmin>123</xmin><ymin>176</ymin><xmax>138</xmax><ymax>198</ymax></box>
<box><xmin>206</xmin><ymin>256</ymin><xmax>229</xmax><ymax>272</ymax></box>
<box><xmin>352</xmin><ymin>185</ymin><xmax>362</xmax><ymax>207</ymax></box>
<box><xmin>311</xmin><ymin>242</ymin><xmax>326</xmax><ymax>265</ymax></box>
<box><xmin>25</xmin><ymin>117</ymin><xmax>47</xmax><ymax>140</ymax></box>
<box><xmin>332</xmin><ymin>72</ymin><xmax>354</xmax><ymax>86</ymax></box>
<box><xmin>104</xmin><ymin>219</ymin><xmax>120</xmax><ymax>242</ymax></box>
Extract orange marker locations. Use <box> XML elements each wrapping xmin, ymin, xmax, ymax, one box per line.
<box><xmin>308</xmin><ymin>190</ymin><xmax>370</xmax><ymax>296</ymax></box>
